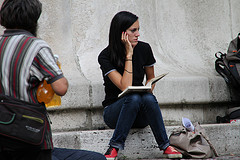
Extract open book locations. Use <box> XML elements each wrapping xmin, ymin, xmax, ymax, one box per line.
<box><xmin>118</xmin><ymin>73</ymin><xmax>168</xmax><ymax>98</ymax></box>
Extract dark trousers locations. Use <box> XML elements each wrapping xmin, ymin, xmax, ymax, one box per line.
<box><xmin>0</xmin><ymin>148</ymin><xmax>106</xmax><ymax>160</ymax></box>
<box><xmin>52</xmin><ymin>148</ymin><xmax>106</xmax><ymax>160</ymax></box>
<box><xmin>0</xmin><ymin>149</ymin><xmax>51</xmax><ymax>160</ymax></box>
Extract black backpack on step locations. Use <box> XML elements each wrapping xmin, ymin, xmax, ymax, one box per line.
<box><xmin>215</xmin><ymin>33</ymin><xmax>240</xmax><ymax>88</ymax></box>
<box><xmin>215</xmin><ymin>33</ymin><xmax>240</xmax><ymax>123</ymax></box>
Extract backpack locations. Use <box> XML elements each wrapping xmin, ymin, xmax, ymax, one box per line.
<box><xmin>215</xmin><ymin>33</ymin><xmax>240</xmax><ymax>88</ymax></box>
<box><xmin>215</xmin><ymin>33</ymin><xmax>240</xmax><ymax>123</ymax></box>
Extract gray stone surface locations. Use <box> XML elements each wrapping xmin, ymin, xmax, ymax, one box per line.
<box><xmin>53</xmin><ymin>123</ymin><xmax>240</xmax><ymax>160</ymax></box>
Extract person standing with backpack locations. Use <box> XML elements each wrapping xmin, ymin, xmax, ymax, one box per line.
<box><xmin>0</xmin><ymin>0</ymin><xmax>106</xmax><ymax>160</ymax></box>
<box><xmin>0</xmin><ymin>0</ymin><xmax>68</xmax><ymax>159</ymax></box>
<box><xmin>0</xmin><ymin>1</ymin><xmax>107</xmax><ymax>160</ymax></box>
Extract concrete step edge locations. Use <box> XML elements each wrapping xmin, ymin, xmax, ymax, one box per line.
<box><xmin>52</xmin><ymin>123</ymin><xmax>240</xmax><ymax>159</ymax></box>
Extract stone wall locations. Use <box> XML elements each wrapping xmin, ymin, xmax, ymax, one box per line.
<box><xmin>0</xmin><ymin>0</ymin><xmax>239</xmax><ymax>130</ymax></box>
<box><xmin>35</xmin><ymin>0</ymin><xmax>239</xmax><ymax>107</ymax></box>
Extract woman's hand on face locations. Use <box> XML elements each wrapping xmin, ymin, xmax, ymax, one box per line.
<box><xmin>121</xmin><ymin>32</ymin><xmax>133</xmax><ymax>57</ymax></box>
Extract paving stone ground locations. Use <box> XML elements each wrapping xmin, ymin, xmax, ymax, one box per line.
<box><xmin>137</xmin><ymin>155</ymin><xmax>240</xmax><ymax>160</ymax></box>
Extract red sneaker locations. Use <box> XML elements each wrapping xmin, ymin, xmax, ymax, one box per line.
<box><xmin>104</xmin><ymin>146</ymin><xmax>119</xmax><ymax>160</ymax></box>
<box><xmin>163</xmin><ymin>146</ymin><xmax>182</xmax><ymax>159</ymax></box>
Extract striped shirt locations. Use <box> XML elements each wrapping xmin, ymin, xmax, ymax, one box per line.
<box><xmin>0</xmin><ymin>29</ymin><xmax>63</xmax><ymax>149</ymax></box>
<box><xmin>0</xmin><ymin>29</ymin><xmax>63</xmax><ymax>103</ymax></box>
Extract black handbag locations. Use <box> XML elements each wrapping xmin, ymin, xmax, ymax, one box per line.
<box><xmin>0</xmin><ymin>94</ymin><xmax>47</xmax><ymax>149</ymax></box>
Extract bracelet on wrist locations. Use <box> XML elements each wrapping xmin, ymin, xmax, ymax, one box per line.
<box><xmin>125</xmin><ymin>59</ymin><xmax>132</xmax><ymax>61</ymax></box>
<box><xmin>124</xmin><ymin>69</ymin><xmax>133</xmax><ymax>74</ymax></box>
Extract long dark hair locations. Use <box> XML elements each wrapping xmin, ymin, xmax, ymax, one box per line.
<box><xmin>0</xmin><ymin>0</ymin><xmax>42</xmax><ymax>36</ymax></box>
<box><xmin>109</xmin><ymin>11</ymin><xmax>138</xmax><ymax>67</ymax></box>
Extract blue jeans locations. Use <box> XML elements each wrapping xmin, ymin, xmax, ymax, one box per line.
<box><xmin>103</xmin><ymin>93</ymin><xmax>170</xmax><ymax>150</ymax></box>
<box><xmin>52</xmin><ymin>148</ymin><xmax>106</xmax><ymax>160</ymax></box>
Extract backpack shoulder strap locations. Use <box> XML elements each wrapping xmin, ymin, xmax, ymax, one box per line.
<box><xmin>237</xmin><ymin>33</ymin><xmax>240</xmax><ymax>51</ymax></box>
<box><xmin>227</xmin><ymin>33</ymin><xmax>240</xmax><ymax>61</ymax></box>
<box><xmin>215</xmin><ymin>52</ymin><xmax>231</xmax><ymax>83</ymax></box>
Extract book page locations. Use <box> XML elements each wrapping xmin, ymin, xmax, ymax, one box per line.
<box><xmin>146</xmin><ymin>73</ymin><xmax>168</xmax><ymax>87</ymax></box>
<box><xmin>118</xmin><ymin>73</ymin><xmax>168</xmax><ymax>98</ymax></box>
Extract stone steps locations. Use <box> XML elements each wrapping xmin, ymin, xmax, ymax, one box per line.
<box><xmin>52</xmin><ymin>123</ymin><xmax>240</xmax><ymax>160</ymax></box>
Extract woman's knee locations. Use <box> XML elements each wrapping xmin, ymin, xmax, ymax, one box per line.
<box><xmin>141</xmin><ymin>93</ymin><xmax>160</xmax><ymax>110</ymax></box>
<box><xmin>126</xmin><ymin>94</ymin><xmax>142</xmax><ymax>104</ymax></box>
<box><xmin>124</xmin><ymin>94</ymin><xmax>142</xmax><ymax>111</ymax></box>
<box><xmin>142</xmin><ymin>93</ymin><xmax>157</xmax><ymax>103</ymax></box>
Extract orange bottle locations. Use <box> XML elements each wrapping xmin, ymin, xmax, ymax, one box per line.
<box><xmin>36</xmin><ymin>80</ymin><xmax>54</xmax><ymax>104</ymax></box>
<box><xmin>37</xmin><ymin>55</ymin><xmax>62</xmax><ymax>107</ymax></box>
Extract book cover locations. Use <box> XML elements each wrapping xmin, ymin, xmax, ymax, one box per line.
<box><xmin>118</xmin><ymin>73</ymin><xmax>168</xmax><ymax>98</ymax></box>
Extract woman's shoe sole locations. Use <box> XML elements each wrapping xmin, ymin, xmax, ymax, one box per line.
<box><xmin>164</xmin><ymin>154</ymin><xmax>182</xmax><ymax>159</ymax></box>
<box><xmin>106</xmin><ymin>158</ymin><xmax>117</xmax><ymax>160</ymax></box>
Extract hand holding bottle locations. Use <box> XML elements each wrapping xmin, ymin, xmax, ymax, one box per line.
<box><xmin>37</xmin><ymin>55</ymin><xmax>62</xmax><ymax>107</ymax></box>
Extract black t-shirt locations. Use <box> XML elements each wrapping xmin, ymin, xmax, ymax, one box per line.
<box><xmin>98</xmin><ymin>41</ymin><xmax>156</xmax><ymax>107</ymax></box>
